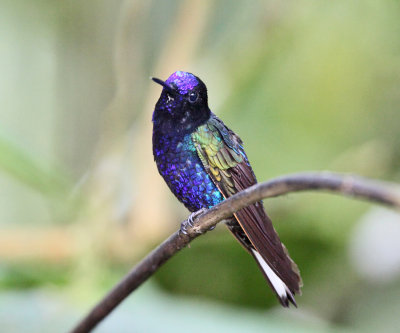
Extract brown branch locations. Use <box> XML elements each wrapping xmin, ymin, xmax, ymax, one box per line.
<box><xmin>69</xmin><ymin>172</ymin><xmax>400</xmax><ymax>333</ymax></box>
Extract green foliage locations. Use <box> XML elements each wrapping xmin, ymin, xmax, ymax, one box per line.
<box><xmin>0</xmin><ymin>134</ymin><xmax>71</xmax><ymax>197</ymax></box>
<box><xmin>0</xmin><ymin>262</ymin><xmax>72</xmax><ymax>289</ymax></box>
<box><xmin>155</xmin><ymin>229</ymin><xmax>275</xmax><ymax>308</ymax></box>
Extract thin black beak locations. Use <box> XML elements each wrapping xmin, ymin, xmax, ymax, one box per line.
<box><xmin>151</xmin><ymin>77</ymin><xmax>177</xmax><ymax>95</ymax></box>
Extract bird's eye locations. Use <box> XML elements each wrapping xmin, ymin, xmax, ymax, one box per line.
<box><xmin>188</xmin><ymin>91</ymin><xmax>198</xmax><ymax>103</ymax></box>
<box><xmin>166</xmin><ymin>93</ymin><xmax>174</xmax><ymax>103</ymax></box>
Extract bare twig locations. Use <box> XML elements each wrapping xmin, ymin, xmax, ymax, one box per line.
<box><xmin>69</xmin><ymin>172</ymin><xmax>400</xmax><ymax>333</ymax></box>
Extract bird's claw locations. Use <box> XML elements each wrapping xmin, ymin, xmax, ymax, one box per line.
<box><xmin>180</xmin><ymin>208</ymin><xmax>208</xmax><ymax>235</ymax></box>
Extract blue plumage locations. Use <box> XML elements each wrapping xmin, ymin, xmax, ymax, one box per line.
<box><xmin>152</xmin><ymin>71</ymin><xmax>302</xmax><ymax>307</ymax></box>
<box><xmin>153</xmin><ymin>133</ymin><xmax>223</xmax><ymax>212</ymax></box>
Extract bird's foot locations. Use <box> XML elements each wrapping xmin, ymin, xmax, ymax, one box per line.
<box><xmin>180</xmin><ymin>208</ymin><xmax>208</xmax><ymax>235</ymax></box>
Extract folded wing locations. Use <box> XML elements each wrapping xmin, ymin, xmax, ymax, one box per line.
<box><xmin>192</xmin><ymin>115</ymin><xmax>302</xmax><ymax>305</ymax></box>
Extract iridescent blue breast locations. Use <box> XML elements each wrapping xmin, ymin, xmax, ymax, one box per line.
<box><xmin>153</xmin><ymin>134</ymin><xmax>223</xmax><ymax>212</ymax></box>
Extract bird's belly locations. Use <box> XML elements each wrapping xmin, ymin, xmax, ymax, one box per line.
<box><xmin>155</xmin><ymin>136</ymin><xmax>223</xmax><ymax>212</ymax></box>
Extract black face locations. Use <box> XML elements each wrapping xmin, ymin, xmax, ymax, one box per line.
<box><xmin>152</xmin><ymin>72</ymin><xmax>211</xmax><ymax>136</ymax></box>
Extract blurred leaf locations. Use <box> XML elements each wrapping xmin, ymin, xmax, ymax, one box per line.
<box><xmin>0</xmin><ymin>134</ymin><xmax>71</xmax><ymax>197</ymax></box>
<box><xmin>0</xmin><ymin>262</ymin><xmax>72</xmax><ymax>289</ymax></box>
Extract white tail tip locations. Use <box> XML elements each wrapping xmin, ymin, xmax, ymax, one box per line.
<box><xmin>252</xmin><ymin>249</ymin><xmax>296</xmax><ymax>307</ymax></box>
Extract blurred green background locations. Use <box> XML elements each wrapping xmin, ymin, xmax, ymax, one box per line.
<box><xmin>1</xmin><ymin>0</ymin><xmax>400</xmax><ymax>332</ymax></box>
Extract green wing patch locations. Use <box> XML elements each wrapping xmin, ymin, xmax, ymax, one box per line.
<box><xmin>192</xmin><ymin>122</ymin><xmax>243</xmax><ymax>195</ymax></box>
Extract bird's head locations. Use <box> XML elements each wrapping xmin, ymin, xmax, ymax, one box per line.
<box><xmin>152</xmin><ymin>71</ymin><xmax>211</xmax><ymax>135</ymax></box>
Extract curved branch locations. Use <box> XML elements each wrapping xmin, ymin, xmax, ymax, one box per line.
<box><xmin>69</xmin><ymin>172</ymin><xmax>400</xmax><ymax>333</ymax></box>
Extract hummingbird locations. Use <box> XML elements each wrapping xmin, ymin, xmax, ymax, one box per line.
<box><xmin>152</xmin><ymin>71</ymin><xmax>302</xmax><ymax>307</ymax></box>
